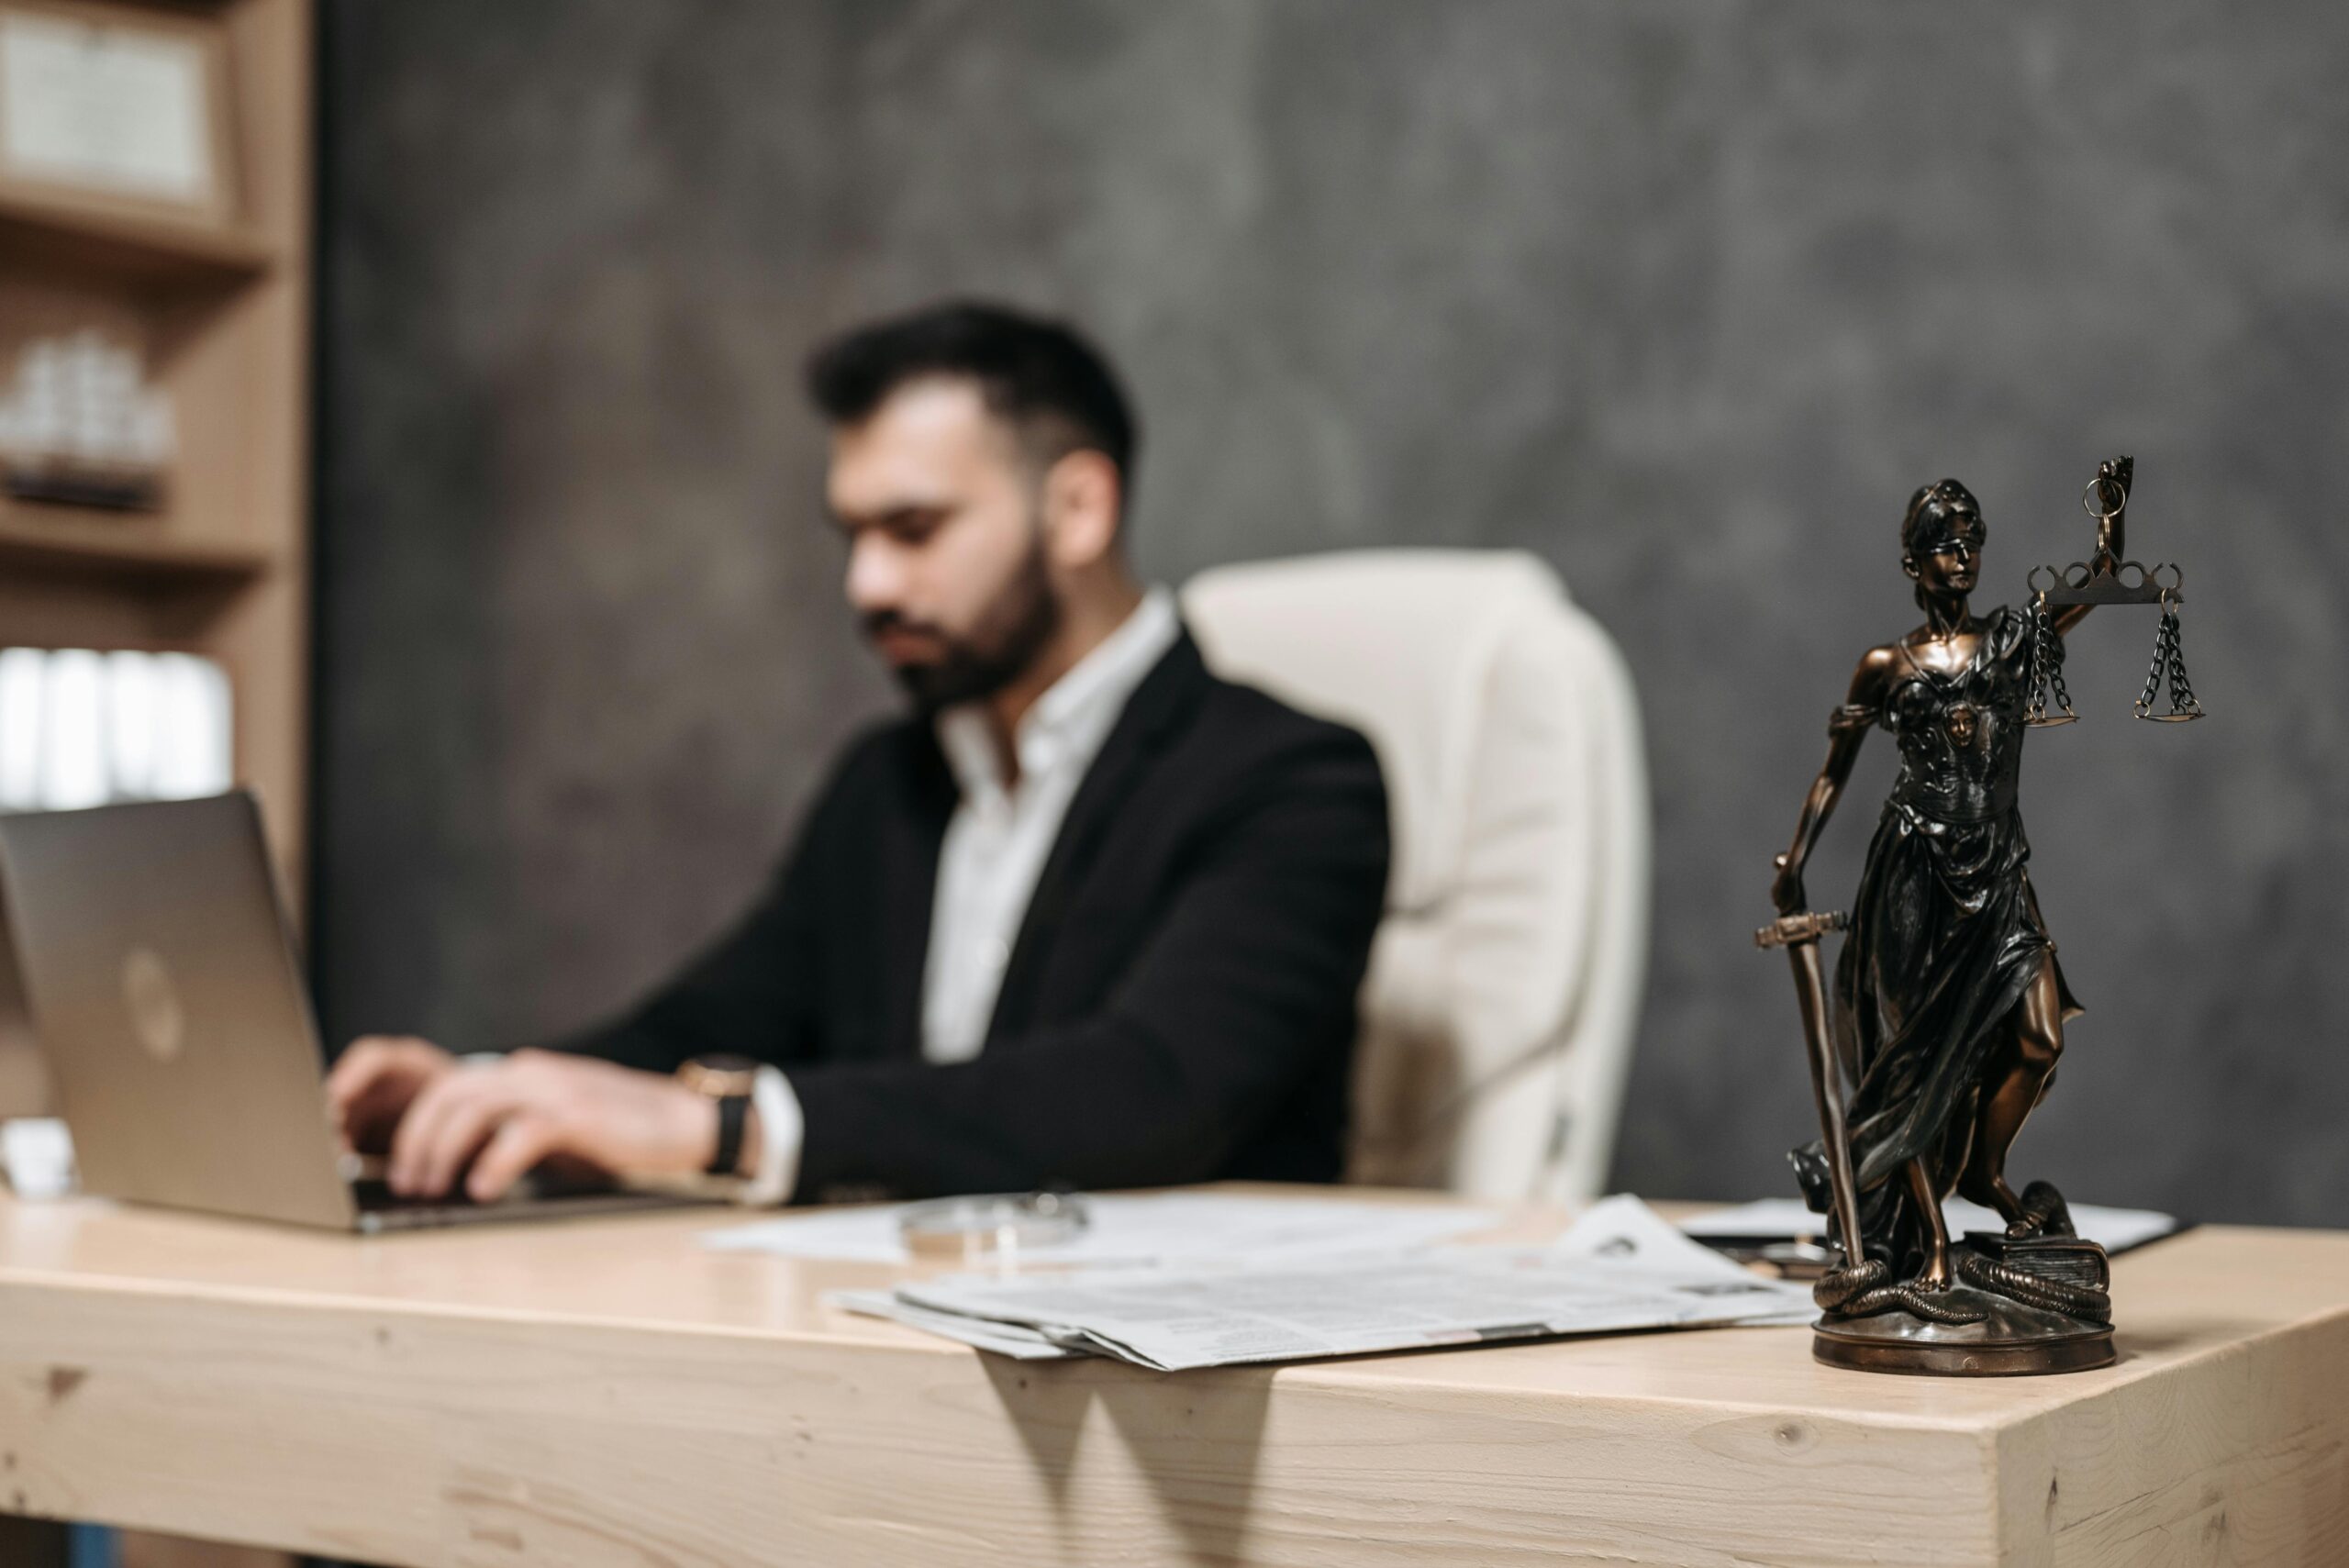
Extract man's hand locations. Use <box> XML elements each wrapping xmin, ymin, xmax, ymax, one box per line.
<box><xmin>382</xmin><ymin>1049</ymin><xmax>721</xmax><ymax>1202</ymax></box>
<box><xmin>327</xmin><ymin>1035</ymin><xmax>459</xmax><ymax>1155</ymax></box>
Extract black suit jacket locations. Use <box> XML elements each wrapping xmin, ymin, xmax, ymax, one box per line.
<box><xmin>554</xmin><ymin>629</ymin><xmax>1391</xmax><ymax>1202</ymax></box>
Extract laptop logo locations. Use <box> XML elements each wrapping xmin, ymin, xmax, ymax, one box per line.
<box><xmin>121</xmin><ymin>948</ymin><xmax>185</xmax><ymax>1064</ymax></box>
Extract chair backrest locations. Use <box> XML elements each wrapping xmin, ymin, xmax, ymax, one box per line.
<box><xmin>1182</xmin><ymin>550</ymin><xmax>1650</xmax><ymax>1202</ymax></box>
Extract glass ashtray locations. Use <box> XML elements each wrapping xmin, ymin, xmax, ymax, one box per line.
<box><xmin>897</xmin><ymin>1190</ymin><xmax>1089</xmax><ymax>1266</ymax></box>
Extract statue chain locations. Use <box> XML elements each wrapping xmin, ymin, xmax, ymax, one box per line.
<box><xmin>2135</xmin><ymin>596</ymin><xmax>2204</xmax><ymax>722</ymax></box>
<box><xmin>2026</xmin><ymin>597</ymin><xmax>2077</xmax><ymax>725</ymax></box>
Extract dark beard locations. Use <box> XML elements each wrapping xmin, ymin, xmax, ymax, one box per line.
<box><xmin>875</xmin><ymin>538</ymin><xmax>1063</xmax><ymax>715</ymax></box>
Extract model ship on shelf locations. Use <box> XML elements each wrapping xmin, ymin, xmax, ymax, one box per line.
<box><xmin>0</xmin><ymin>332</ymin><xmax>175</xmax><ymax>511</ymax></box>
<box><xmin>1760</xmin><ymin>455</ymin><xmax>2205</xmax><ymax>1376</ymax></box>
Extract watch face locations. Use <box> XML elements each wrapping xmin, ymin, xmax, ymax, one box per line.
<box><xmin>690</xmin><ymin>1054</ymin><xmax>759</xmax><ymax>1075</ymax></box>
<box><xmin>681</xmin><ymin>1056</ymin><xmax>760</xmax><ymax>1095</ymax></box>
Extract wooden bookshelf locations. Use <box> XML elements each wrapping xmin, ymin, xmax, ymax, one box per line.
<box><xmin>0</xmin><ymin>10</ymin><xmax>313</xmax><ymax>1560</ymax></box>
<box><xmin>0</xmin><ymin>0</ymin><xmax>312</xmax><ymax>1137</ymax></box>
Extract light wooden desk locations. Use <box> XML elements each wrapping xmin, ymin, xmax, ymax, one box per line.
<box><xmin>1</xmin><ymin>1187</ymin><xmax>2344</xmax><ymax>1567</ymax></box>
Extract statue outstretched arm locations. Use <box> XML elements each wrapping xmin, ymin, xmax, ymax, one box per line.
<box><xmin>2053</xmin><ymin>457</ymin><xmax>2130</xmax><ymax>638</ymax></box>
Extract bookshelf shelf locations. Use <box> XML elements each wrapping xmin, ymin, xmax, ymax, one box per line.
<box><xmin>0</xmin><ymin>185</ymin><xmax>277</xmax><ymax>289</ymax></box>
<box><xmin>0</xmin><ymin>507</ymin><xmax>273</xmax><ymax>584</ymax></box>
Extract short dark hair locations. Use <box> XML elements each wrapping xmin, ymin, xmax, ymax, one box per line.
<box><xmin>1901</xmin><ymin>477</ymin><xmax>1983</xmax><ymax>559</ymax></box>
<box><xmin>805</xmin><ymin>301</ymin><xmax>1139</xmax><ymax>497</ymax></box>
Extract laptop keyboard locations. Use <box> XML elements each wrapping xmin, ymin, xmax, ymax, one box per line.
<box><xmin>351</xmin><ymin>1169</ymin><xmax>624</xmax><ymax>1211</ymax></box>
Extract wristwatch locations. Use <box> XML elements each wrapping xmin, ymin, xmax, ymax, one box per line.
<box><xmin>676</xmin><ymin>1055</ymin><xmax>760</xmax><ymax>1177</ymax></box>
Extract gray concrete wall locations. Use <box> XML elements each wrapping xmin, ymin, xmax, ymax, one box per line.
<box><xmin>317</xmin><ymin>1</ymin><xmax>2349</xmax><ymax>1224</ymax></box>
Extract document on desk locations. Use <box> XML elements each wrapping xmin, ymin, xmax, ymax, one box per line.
<box><xmin>830</xmin><ymin>1289</ymin><xmax>1074</xmax><ymax>1360</ymax></box>
<box><xmin>706</xmin><ymin>1190</ymin><xmax>1502</xmax><ymax>1267</ymax></box>
<box><xmin>837</xmin><ymin>1197</ymin><xmax>1814</xmax><ymax>1371</ymax></box>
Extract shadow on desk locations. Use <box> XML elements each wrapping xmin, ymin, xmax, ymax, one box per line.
<box><xmin>981</xmin><ymin>1356</ymin><xmax>1276</xmax><ymax>1562</ymax></box>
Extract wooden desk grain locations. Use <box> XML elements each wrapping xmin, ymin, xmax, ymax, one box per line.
<box><xmin>0</xmin><ymin>1188</ymin><xmax>2343</xmax><ymax>1566</ymax></box>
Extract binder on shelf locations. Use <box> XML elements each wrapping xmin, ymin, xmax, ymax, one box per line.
<box><xmin>0</xmin><ymin>647</ymin><xmax>232</xmax><ymax>811</ymax></box>
<box><xmin>37</xmin><ymin>647</ymin><xmax>105</xmax><ymax>809</ymax></box>
<box><xmin>0</xmin><ymin>646</ymin><xmax>41</xmax><ymax>808</ymax></box>
<box><xmin>150</xmin><ymin>651</ymin><xmax>230</xmax><ymax>800</ymax></box>
<box><xmin>102</xmin><ymin>649</ymin><xmax>156</xmax><ymax>800</ymax></box>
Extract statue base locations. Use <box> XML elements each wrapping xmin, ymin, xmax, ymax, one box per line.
<box><xmin>1812</xmin><ymin>1234</ymin><xmax>2114</xmax><ymax>1376</ymax></box>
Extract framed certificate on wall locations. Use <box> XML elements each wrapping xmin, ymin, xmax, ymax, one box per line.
<box><xmin>0</xmin><ymin>0</ymin><xmax>236</xmax><ymax>227</ymax></box>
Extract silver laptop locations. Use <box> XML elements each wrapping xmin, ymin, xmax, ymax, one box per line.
<box><xmin>0</xmin><ymin>791</ymin><xmax>700</xmax><ymax>1231</ymax></box>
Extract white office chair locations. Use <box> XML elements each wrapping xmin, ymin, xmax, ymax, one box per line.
<box><xmin>1183</xmin><ymin>550</ymin><xmax>1650</xmax><ymax>1203</ymax></box>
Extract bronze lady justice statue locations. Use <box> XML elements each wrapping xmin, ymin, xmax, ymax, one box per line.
<box><xmin>1765</xmin><ymin>465</ymin><xmax>2146</xmax><ymax>1374</ymax></box>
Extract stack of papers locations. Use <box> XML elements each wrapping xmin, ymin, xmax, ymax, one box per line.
<box><xmin>824</xmin><ymin>1196</ymin><xmax>1814</xmax><ymax>1371</ymax></box>
<box><xmin>702</xmin><ymin>1190</ymin><xmax>1504</xmax><ymax>1268</ymax></box>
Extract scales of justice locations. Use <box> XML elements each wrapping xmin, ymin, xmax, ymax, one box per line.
<box><xmin>1759</xmin><ymin>456</ymin><xmax>2202</xmax><ymax>1375</ymax></box>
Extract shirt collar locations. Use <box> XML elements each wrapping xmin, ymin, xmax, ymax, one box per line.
<box><xmin>935</xmin><ymin>586</ymin><xmax>1181</xmax><ymax>802</ymax></box>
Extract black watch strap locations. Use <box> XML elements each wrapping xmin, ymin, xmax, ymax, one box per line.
<box><xmin>707</xmin><ymin>1091</ymin><xmax>750</xmax><ymax>1177</ymax></box>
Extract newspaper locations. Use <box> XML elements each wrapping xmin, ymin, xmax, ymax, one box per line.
<box><xmin>707</xmin><ymin>1190</ymin><xmax>1501</xmax><ymax>1267</ymax></box>
<box><xmin>834</xmin><ymin>1196</ymin><xmax>1813</xmax><ymax>1372</ymax></box>
<box><xmin>830</xmin><ymin>1289</ymin><xmax>1074</xmax><ymax>1360</ymax></box>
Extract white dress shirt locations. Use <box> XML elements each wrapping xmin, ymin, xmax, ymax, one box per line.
<box><xmin>737</xmin><ymin>587</ymin><xmax>1182</xmax><ymax>1204</ymax></box>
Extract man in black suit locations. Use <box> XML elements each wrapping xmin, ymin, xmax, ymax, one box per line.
<box><xmin>328</xmin><ymin>302</ymin><xmax>1390</xmax><ymax>1206</ymax></box>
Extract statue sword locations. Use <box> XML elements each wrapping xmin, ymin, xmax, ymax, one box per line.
<box><xmin>1754</xmin><ymin>909</ymin><xmax>1865</xmax><ymax>1265</ymax></box>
